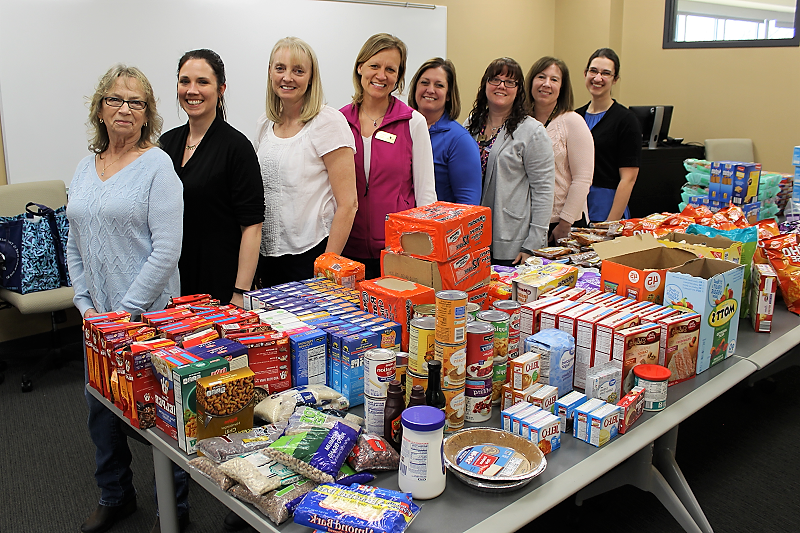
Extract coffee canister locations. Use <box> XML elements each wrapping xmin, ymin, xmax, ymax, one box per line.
<box><xmin>408</xmin><ymin>317</ymin><xmax>435</xmax><ymax>375</ymax></box>
<box><xmin>435</xmin><ymin>290</ymin><xmax>468</xmax><ymax>345</ymax></box>
<box><xmin>364</xmin><ymin>348</ymin><xmax>397</xmax><ymax>398</ymax></box>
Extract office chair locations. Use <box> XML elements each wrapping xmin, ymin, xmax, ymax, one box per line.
<box><xmin>703</xmin><ymin>138</ymin><xmax>755</xmax><ymax>163</ymax></box>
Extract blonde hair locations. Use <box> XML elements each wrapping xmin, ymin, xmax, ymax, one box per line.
<box><xmin>351</xmin><ymin>33</ymin><xmax>407</xmax><ymax>105</ymax></box>
<box><xmin>266</xmin><ymin>37</ymin><xmax>324</xmax><ymax>124</ymax></box>
<box><xmin>87</xmin><ymin>65</ymin><xmax>162</xmax><ymax>153</ymax></box>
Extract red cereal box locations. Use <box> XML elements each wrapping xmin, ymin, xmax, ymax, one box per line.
<box><xmin>359</xmin><ymin>276</ymin><xmax>435</xmax><ymax>351</ymax></box>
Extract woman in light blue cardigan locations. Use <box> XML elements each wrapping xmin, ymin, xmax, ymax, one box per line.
<box><xmin>466</xmin><ymin>57</ymin><xmax>555</xmax><ymax>265</ymax></box>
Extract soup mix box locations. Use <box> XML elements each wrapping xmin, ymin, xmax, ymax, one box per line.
<box><xmin>657</xmin><ymin>312</ymin><xmax>701</xmax><ymax>385</ymax></box>
<box><xmin>750</xmin><ymin>263</ymin><xmax>778</xmax><ymax>333</ymax></box>
<box><xmin>524</xmin><ymin>328</ymin><xmax>575</xmax><ymax>397</ymax></box>
<box><xmin>664</xmin><ymin>258</ymin><xmax>745</xmax><ymax>374</ymax></box>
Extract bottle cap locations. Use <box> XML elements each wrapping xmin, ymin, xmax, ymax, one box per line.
<box><xmin>401</xmin><ymin>405</ymin><xmax>445</xmax><ymax>431</ymax></box>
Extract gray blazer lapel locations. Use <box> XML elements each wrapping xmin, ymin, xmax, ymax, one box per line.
<box><xmin>483</xmin><ymin>127</ymin><xmax>511</xmax><ymax>199</ymax></box>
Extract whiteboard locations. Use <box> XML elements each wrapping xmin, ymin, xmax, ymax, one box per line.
<box><xmin>0</xmin><ymin>0</ymin><xmax>446</xmax><ymax>184</ymax></box>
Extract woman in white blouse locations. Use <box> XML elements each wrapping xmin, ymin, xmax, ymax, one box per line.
<box><xmin>254</xmin><ymin>36</ymin><xmax>358</xmax><ymax>285</ymax></box>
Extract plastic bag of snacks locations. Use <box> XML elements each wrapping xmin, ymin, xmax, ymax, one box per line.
<box><xmin>254</xmin><ymin>384</ymin><xmax>349</xmax><ymax>424</ymax></box>
<box><xmin>293</xmin><ymin>483</ymin><xmax>420</xmax><ymax>533</ymax></box>
<box><xmin>759</xmin><ymin>233</ymin><xmax>800</xmax><ymax>315</ymax></box>
<box><xmin>196</xmin><ymin>423</ymin><xmax>287</xmax><ymax>463</ymax></box>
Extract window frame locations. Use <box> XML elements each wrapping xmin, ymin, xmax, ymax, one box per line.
<box><xmin>663</xmin><ymin>0</ymin><xmax>800</xmax><ymax>49</ymax></box>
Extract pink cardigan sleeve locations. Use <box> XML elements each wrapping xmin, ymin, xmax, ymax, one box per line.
<box><xmin>558</xmin><ymin>112</ymin><xmax>594</xmax><ymax>224</ymax></box>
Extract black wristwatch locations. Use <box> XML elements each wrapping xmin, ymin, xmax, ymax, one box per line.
<box><xmin>231</xmin><ymin>287</ymin><xmax>247</xmax><ymax>295</ymax></box>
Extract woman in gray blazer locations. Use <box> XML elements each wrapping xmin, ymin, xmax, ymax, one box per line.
<box><xmin>466</xmin><ymin>57</ymin><xmax>555</xmax><ymax>266</ymax></box>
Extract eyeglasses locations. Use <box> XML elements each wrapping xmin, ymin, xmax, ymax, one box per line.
<box><xmin>103</xmin><ymin>97</ymin><xmax>147</xmax><ymax>111</ymax></box>
<box><xmin>487</xmin><ymin>77</ymin><xmax>519</xmax><ymax>88</ymax></box>
<box><xmin>586</xmin><ymin>68</ymin><xmax>614</xmax><ymax>79</ymax></box>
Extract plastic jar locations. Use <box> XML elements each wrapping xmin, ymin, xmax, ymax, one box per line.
<box><xmin>398</xmin><ymin>406</ymin><xmax>446</xmax><ymax>499</ymax></box>
<box><xmin>633</xmin><ymin>364</ymin><xmax>671</xmax><ymax>411</ymax></box>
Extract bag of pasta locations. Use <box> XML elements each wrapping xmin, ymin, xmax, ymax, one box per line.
<box><xmin>759</xmin><ymin>233</ymin><xmax>800</xmax><ymax>315</ymax></box>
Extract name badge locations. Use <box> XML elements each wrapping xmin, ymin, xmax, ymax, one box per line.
<box><xmin>375</xmin><ymin>130</ymin><xmax>397</xmax><ymax>144</ymax></box>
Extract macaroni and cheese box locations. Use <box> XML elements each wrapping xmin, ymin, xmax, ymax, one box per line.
<box><xmin>359</xmin><ymin>276</ymin><xmax>435</xmax><ymax>351</ymax></box>
<box><xmin>512</xmin><ymin>263</ymin><xmax>579</xmax><ymax>304</ymax></box>
<box><xmin>657</xmin><ymin>312</ymin><xmax>701</xmax><ymax>385</ymax></box>
<box><xmin>574</xmin><ymin>306</ymin><xmax>619</xmax><ymax>389</ymax></box>
<box><xmin>750</xmin><ymin>263</ymin><xmax>778</xmax><ymax>333</ymax></box>
<box><xmin>731</xmin><ymin>162</ymin><xmax>761</xmax><ymax>205</ymax></box>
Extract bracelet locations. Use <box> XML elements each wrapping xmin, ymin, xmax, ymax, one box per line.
<box><xmin>231</xmin><ymin>287</ymin><xmax>247</xmax><ymax>295</ymax></box>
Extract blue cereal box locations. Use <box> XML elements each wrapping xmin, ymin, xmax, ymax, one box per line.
<box><xmin>664</xmin><ymin>258</ymin><xmax>744</xmax><ymax>375</ymax></box>
<box><xmin>524</xmin><ymin>328</ymin><xmax>575</xmax><ymax>397</ymax></box>
<box><xmin>289</xmin><ymin>329</ymin><xmax>327</xmax><ymax>387</ymax></box>
<box><xmin>340</xmin><ymin>331</ymin><xmax>381</xmax><ymax>406</ymax></box>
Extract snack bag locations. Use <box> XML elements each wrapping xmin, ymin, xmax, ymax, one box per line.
<box><xmin>716</xmin><ymin>204</ymin><xmax>750</xmax><ymax>229</ymax></box>
<box><xmin>314</xmin><ymin>253</ymin><xmax>366</xmax><ymax>289</ymax></box>
<box><xmin>759</xmin><ymin>233</ymin><xmax>800</xmax><ymax>315</ymax></box>
<box><xmin>755</xmin><ymin>219</ymin><xmax>780</xmax><ymax>241</ymax></box>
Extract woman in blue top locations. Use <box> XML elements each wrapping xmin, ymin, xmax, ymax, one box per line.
<box><xmin>408</xmin><ymin>58</ymin><xmax>481</xmax><ymax>205</ymax></box>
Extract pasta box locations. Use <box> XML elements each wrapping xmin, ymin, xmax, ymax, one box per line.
<box><xmin>593</xmin><ymin>234</ymin><xmax>696</xmax><ymax>304</ymax></box>
<box><xmin>664</xmin><ymin>258</ymin><xmax>745</xmax><ymax>374</ymax></box>
<box><xmin>359</xmin><ymin>276</ymin><xmax>435</xmax><ymax>351</ymax></box>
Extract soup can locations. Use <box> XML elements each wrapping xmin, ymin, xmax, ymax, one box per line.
<box><xmin>476</xmin><ymin>310</ymin><xmax>510</xmax><ymax>359</ymax></box>
<box><xmin>466</xmin><ymin>302</ymin><xmax>481</xmax><ymax>320</ymax></box>
<box><xmin>414</xmin><ymin>303</ymin><xmax>437</xmax><ymax>318</ymax></box>
<box><xmin>408</xmin><ymin>317</ymin><xmax>436</xmax><ymax>375</ymax></box>
<box><xmin>464</xmin><ymin>377</ymin><xmax>493</xmax><ymax>423</ymax></box>
<box><xmin>434</xmin><ymin>340</ymin><xmax>467</xmax><ymax>386</ymax></box>
<box><xmin>507</xmin><ymin>334</ymin><xmax>521</xmax><ymax>359</ymax></box>
<box><xmin>364</xmin><ymin>394</ymin><xmax>387</xmax><ymax>435</ymax></box>
<box><xmin>491</xmin><ymin>360</ymin><xmax>508</xmax><ymax>405</ymax></box>
<box><xmin>435</xmin><ymin>290</ymin><xmax>468</xmax><ymax>345</ymax></box>
<box><xmin>466</xmin><ymin>322</ymin><xmax>494</xmax><ymax>379</ymax></box>
<box><xmin>492</xmin><ymin>300</ymin><xmax>522</xmax><ymax>337</ymax></box>
<box><xmin>442</xmin><ymin>383</ymin><xmax>466</xmax><ymax>432</ymax></box>
<box><xmin>405</xmin><ymin>369</ymin><xmax>428</xmax><ymax>406</ymax></box>
<box><xmin>395</xmin><ymin>352</ymin><xmax>408</xmax><ymax>399</ymax></box>
<box><xmin>364</xmin><ymin>348</ymin><xmax>396</xmax><ymax>398</ymax></box>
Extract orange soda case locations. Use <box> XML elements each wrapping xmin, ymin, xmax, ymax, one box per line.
<box><xmin>314</xmin><ymin>253</ymin><xmax>366</xmax><ymax>289</ymax></box>
<box><xmin>359</xmin><ymin>276</ymin><xmax>435</xmax><ymax>351</ymax></box>
<box><xmin>384</xmin><ymin>201</ymin><xmax>492</xmax><ymax>262</ymax></box>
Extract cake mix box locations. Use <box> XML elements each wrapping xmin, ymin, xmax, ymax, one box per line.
<box><xmin>313</xmin><ymin>253</ymin><xmax>365</xmax><ymax>289</ymax></box>
<box><xmin>613</xmin><ymin>322</ymin><xmax>661</xmax><ymax>395</ymax></box>
<box><xmin>593</xmin><ymin>312</ymin><xmax>640</xmax><ymax>373</ymax></box>
<box><xmin>519</xmin><ymin>296</ymin><xmax>563</xmax><ymax>337</ymax></box>
<box><xmin>359</xmin><ymin>276</ymin><xmax>435</xmax><ymax>351</ymax></box>
<box><xmin>524</xmin><ymin>328</ymin><xmax>575</xmax><ymax>397</ymax></box>
<box><xmin>557</xmin><ymin>303</ymin><xmax>600</xmax><ymax>338</ymax></box>
<box><xmin>664</xmin><ymin>258</ymin><xmax>744</xmax><ymax>374</ymax></box>
<box><xmin>384</xmin><ymin>201</ymin><xmax>492</xmax><ymax>262</ymax></box>
<box><xmin>539</xmin><ymin>300</ymin><xmax>581</xmax><ymax>331</ymax></box>
<box><xmin>750</xmin><ymin>263</ymin><xmax>778</xmax><ymax>333</ymax></box>
<box><xmin>657</xmin><ymin>312</ymin><xmax>701</xmax><ymax>385</ymax></box>
<box><xmin>617</xmin><ymin>386</ymin><xmax>645</xmax><ymax>434</ymax></box>
<box><xmin>512</xmin><ymin>263</ymin><xmax>579</xmax><ymax>304</ymax></box>
<box><xmin>174</xmin><ymin>357</ymin><xmax>229</xmax><ymax>454</ymax></box>
<box><xmin>574</xmin><ymin>306</ymin><xmax>619</xmax><ymax>389</ymax></box>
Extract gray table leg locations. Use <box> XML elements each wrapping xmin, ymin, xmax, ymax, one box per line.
<box><xmin>153</xmin><ymin>446</ymin><xmax>179</xmax><ymax>533</ymax></box>
<box><xmin>654</xmin><ymin>427</ymin><xmax>714</xmax><ymax>533</ymax></box>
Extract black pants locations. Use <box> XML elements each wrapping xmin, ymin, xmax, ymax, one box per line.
<box><xmin>256</xmin><ymin>238</ymin><xmax>328</xmax><ymax>288</ymax></box>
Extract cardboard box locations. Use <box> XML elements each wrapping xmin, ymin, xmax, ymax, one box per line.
<box><xmin>594</xmin><ymin>234</ymin><xmax>696</xmax><ymax>304</ymax></box>
<box><xmin>384</xmin><ymin>201</ymin><xmax>492</xmax><ymax>262</ymax></box>
<box><xmin>196</xmin><ymin>367</ymin><xmax>255</xmax><ymax>442</ymax></box>
<box><xmin>359</xmin><ymin>276</ymin><xmax>435</xmax><ymax>351</ymax></box>
<box><xmin>658</xmin><ymin>232</ymin><xmax>742</xmax><ymax>263</ymax></box>
<box><xmin>664</xmin><ymin>258</ymin><xmax>745</xmax><ymax>374</ymax></box>
<box><xmin>617</xmin><ymin>386</ymin><xmax>645</xmax><ymax>434</ymax></box>
<box><xmin>174</xmin><ymin>357</ymin><xmax>230</xmax><ymax>454</ymax></box>
<box><xmin>512</xmin><ymin>263</ymin><xmax>579</xmax><ymax>304</ymax></box>
<box><xmin>750</xmin><ymin>263</ymin><xmax>778</xmax><ymax>333</ymax></box>
<box><xmin>381</xmin><ymin>247</ymin><xmax>491</xmax><ymax>292</ymax></box>
<box><xmin>657</xmin><ymin>312</ymin><xmax>701</xmax><ymax>385</ymax></box>
<box><xmin>539</xmin><ymin>300</ymin><xmax>580</xmax><ymax>331</ymax></box>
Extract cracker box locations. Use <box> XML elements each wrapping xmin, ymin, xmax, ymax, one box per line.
<box><xmin>585</xmin><ymin>366</ymin><xmax>623</xmax><ymax>404</ymax></box>
<box><xmin>553</xmin><ymin>391</ymin><xmax>588</xmax><ymax>434</ymax></box>
<box><xmin>511</xmin><ymin>263</ymin><xmax>579</xmax><ymax>304</ymax></box>
<box><xmin>572</xmin><ymin>398</ymin><xmax>605</xmax><ymax>441</ymax></box>
<box><xmin>359</xmin><ymin>276</ymin><xmax>435</xmax><ymax>351</ymax></box>
<box><xmin>750</xmin><ymin>263</ymin><xmax>778</xmax><ymax>333</ymax></box>
<box><xmin>617</xmin><ymin>386</ymin><xmax>645</xmax><ymax>434</ymax></box>
<box><xmin>196</xmin><ymin>367</ymin><xmax>255</xmax><ymax>441</ymax></box>
<box><xmin>381</xmin><ymin>247</ymin><xmax>491</xmax><ymax>292</ymax></box>
<box><xmin>664</xmin><ymin>258</ymin><xmax>745</xmax><ymax>374</ymax></box>
<box><xmin>519</xmin><ymin>296</ymin><xmax>563</xmax><ymax>337</ymax></box>
<box><xmin>174</xmin><ymin>357</ymin><xmax>230</xmax><ymax>454</ymax></box>
<box><xmin>528</xmin><ymin>413</ymin><xmax>561</xmax><ymax>454</ymax></box>
<box><xmin>384</xmin><ymin>201</ymin><xmax>492</xmax><ymax>262</ymax></box>
<box><xmin>657</xmin><ymin>312</ymin><xmax>701</xmax><ymax>385</ymax></box>
<box><xmin>731</xmin><ymin>162</ymin><xmax>761</xmax><ymax>205</ymax></box>
<box><xmin>574</xmin><ymin>306</ymin><xmax>619</xmax><ymax>389</ymax></box>
<box><xmin>509</xmin><ymin>351</ymin><xmax>540</xmax><ymax>391</ymax></box>
<box><xmin>313</xmin><ymin>253</ymin><xmax>365</xmax><ymax>289</ymax></box>
<box><xmin>523</xmin><ymin>328</ymin><xmax>575</xmax><ymax>397</ymax></box>
<box><xmin>613</xmin><ymin>322</ymin><xmax>661</xmax><ymax>395</ymax></box>
<box><xmin>501</xmin><ymin>401</ymin><xmax>533</xmax><ymax>432</ymax></box>
<box><xmin>593</xmin><ymin>234</ymin><xmax>696</xmax><ymax>304</ymax></box>
<box><xmin>528</xmin><ymin>384</ymin><xmax>558</xmax><ymax>413</ymax></box>
<box><xmin>587</xmin><ymin>403</ymin><xmax>622</xmax><ymax>447</ymax></box>
<box><xmin>539</xmin><ymin>300</ymin><xmax>580</xmax><ymax>331</ymax></box>
<box><xmin>658</xmin><ymin>232</ymin><xmax>742</xmax><ymax>263</ymax></box>
<box><xmin>288</xmin><ymin>329</ymin><xmax>327</xmax><ymax>386</ymax></box>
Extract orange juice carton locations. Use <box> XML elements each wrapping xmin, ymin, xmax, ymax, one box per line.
<box><xmin>574</xmin><ymin>307</ymin><xmax>619</xmax><ymax>389</ymax></box>
<box><xmin>587</xmin><ymin>403</ymin><xmax>622</xmax><ymax>447</ymax></box>
<box><xmin>554</xmin><ymin>391</ymin><xmax>588</xmax><ymax>434</ymax></box>
<box><xmin>313</xmin><ymin>253</ymin><xmax>365</xmax><ymax>289</ymax></box>
<box><xmin>384</xmin><ymin>201</ymin><xmax>492</xmax><ymax>262</ymax></box>
<box><xmin>511</xmin><ymin>263</ymin><xmax>579</xmax><ymax>304</ymax></box>
<box><xmin>664</xmin><ymin>258</ymin><xmax>745</xmax><ymax>374</ymax></box>
<box><xmin>528</xmin><ymin>413</ymin><xmax>561</xmax><ymax>454</ymax></box>
<box><xmin>557</xmin><ymin>303</ymin><xmax>600</xmax><ymax>338</ymax></box>
<box><xmin>614</xmin><ymin>323</ymin><xmax>662</xmax><ymax>395</ymax></box>
<box><xmin>359</xmin><ymin>276</ymin><xmax>435</xmax><ymax>351</ymax></box>
<box><xmin>594</xmin><ymin>234</ymin><xmax>696</xmax><ymax>304</ymax></box>
<box><xmin>594</xmin><ymin>312</ymin><xmax>640</xmax><ymax>372</ymax></box>
<box><xmin>750</xmin><ymin>263</ymin><xmax>778</xmax><ymax>333</ymax></box>
<box><xmin>528</xmin><ymin>384</ymin><xmax>558</xmax><ymax>413</ymax></box>
<box><xmin>523</xmin><ymin>328</ymin><xmax>575</xmax><ymax>397</ymax></box>
<box><xmin>509</xmin><ymin>351</ymin><xmax>541</xmax><ymax>391</ymax></box>
<box><xmin>658</xmin><ymin>232</ymin><xmax>742</xmax><ymax>262</ymax></box>
<box><xmin>539</xmin><ymin>300</ymin><xmax>581</xmax><ymax>331</ymax></box>
<box><xmin>585</xmin><ymin>366</ymin><xmax>622</xmax><ymax>404</ymax></box>
<box><xmin>573</xmin><ymin>398</ymin><xmax>605</xmax><ymax>441</ymax></box>
<box><xmin>519</xmin><ymin>296</ymin><xmax>563</xmax><ymax>336</ymax></box>
<box><xmin>501</xmin><ymin>401</ymin><xmax>533</xmax><ymax>432</ymax></box>
<box><xmin>617</xmin><ymin>385</ymin><xmax>645</xmax><ymax>434</ymax></box>
<box><xmin>381</xmin><ymin>247</ymin><xmax>491</xmax><ymax>292</ymax></box>
<box><xmin>657</xmin><ymin>312</ymin><xmax>701</xmax><ymax>385</ymax></box>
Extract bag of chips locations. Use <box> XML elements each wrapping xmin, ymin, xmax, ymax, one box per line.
<box><xmin>759</xmin><ymin>233</ymin><xmax>800</xmax><ymax>315</ymax></box>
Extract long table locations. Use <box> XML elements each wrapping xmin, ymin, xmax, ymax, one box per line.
<box><xmin>87</xmin><ymin>304</ymin><xmax>800</xmax><ymax>533</ymax></box>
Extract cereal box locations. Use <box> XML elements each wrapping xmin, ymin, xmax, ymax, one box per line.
<box><xmin>196</xmin><ymin>367</ymin><xmax>255</xmax><ymax>442</ymax></box>
<box><xmin>528</xmin><ymin>413</ymin><xmax>561</xmax><ymax>454</ymax></box>
<box><xmin>359</xmin><ymin>276</ymin><xmax>435</xmax><ymax>352</ymax></box>
<box><xmin>572</xmin><ymin>398</ymin><xmax>605</xmax><ymax>441</ymax></box>
<box><xmin>384</xmin><ymin>201</ymin><xmax>492</xmax><ymax>262</ymax></box>
<box><xmin>617</xmin><ymin>386</ymin><xmax>645</xmax><ymax>434</ymax></box>
<box><xmin>750</xmin><ymin>263</ymin><xmax>778</xmax><ymax>333</ymax></box>
<box><xmin>340</xmin><ymin>331</ymin><xmax>381</xmax><ymax>407</ymax></box>
<box><xmin>585</xmin><ymin>366</ymin><xmax>622</xmax><ymax>404</ymax></box>
<box><xmin>523</xmin><ymin>328</ymin><xmax>575</xmax><ymax>397</ymax></box>
<box><xmin>519</xmin><ymin>296</ymin><xmax>563</xmax><ymax>337</ymax></box>
<box><xmin>509</xmin><ymin>351</ymin><xmax>540</xmax><ymax>391</ymax></box>
<box><xmin>313</xmin><ymin>253</ymin><xmax>365</xmax><ymax>289</ymax></box>
<box><xmin>587</xmin><ymin>403</ymin><xmax>622</xmax><ymax>447</ymax></box>
<box><xmin>657</xmin><ymin>312</ymin><xmax>701</xmax><ymax>385</ymax></box>
<box><xmin>511</xmin><ymin>263</ymin><xmax>579</xmax><ymax>304</ymax></box>
<box><xmin>664</xmin><ymin>258</ymin><xmax>745</xmax><ymax>374</ymax></box>
<box><xmin>553</xmin><ymin>391</ymin><xmax>588</xmax><ymax>434</ymax></box>
<box><xmin>174</xmin><ymin>357</ymin><xmax>229</xmax><ymax>454</ymax></box>
<box><xmin>613</xmin><ymin>323</ymin><xmax>661</xmax><ymax>395</ymax></box>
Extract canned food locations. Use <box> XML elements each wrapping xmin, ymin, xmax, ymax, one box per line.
<box><xmin>395</xmin><ymin>352</ymin><xmax>408</xmax><ymax>399</ymax></box>
<box><xmin>364</xmin><ymin>348</ymin><xmax>396</xmax><ymax>398</ymax></box>
<box><xmin>466</xmin><ymin>302</ymin><xmax>481</xmax><ymax>319</ymax></box>
<box><xmin>507</xmin><ymin>334</ymin><xmax>521</xmax><ymax>359</ymax></box>
<box><xmin>465</xmin><ymin>314</ymin><xmax>475</xmax><ymax>324</ymax></box>
<box><xmin>492</xmin><ymin>300</ymin><xmax>522</xmax><ymax>337</ymax></box>
<box><xmin>408</xmin><ymin>317</ymin><xmax>435</xmax><ymax>375</ymax></box>
<box><xmin>405</xmin><ymin>370</ymin><xmax>428</xmax><ymax>406</ymax></box>
<box><xmin>435</xmin><ymin>290</ymin><xmax>468</xmax><ymax>345</ymax></box>
<box><xmin>442</xmin><ymin>384</ymin><xmax>466</xmax><ymax>432</ymax></box>
<box><xmin>476</xmin><ymin>310</ymin><xmax>510</xmax><ymax>359</ymax></box>
<box><xmin>414</xmin><ymin>303</ymin><xmax>436</xmax><ymax>318</ymax></box>
<box><xmin>466</xmin><ymin>322</ymin><xmax>494</xmax><ymax>379</ymax></box>
<box><xmin>364</xmin><ymin>394</ymin><xmax>387</xmax><ymax>435</ymax></box>
<box><xmin>434</xmin><ymin>341</ymin><xmax>467</xmax><ymax>386</ymax></box>
<box><xmin>491</xmin><ymin>361</ymin><xmax>508</xmax><ymax>405</ymax></box>
<box><xmin>464</xmin><ymin>378</ymin><xmax>493</xmax><ymax>422</ymax></box>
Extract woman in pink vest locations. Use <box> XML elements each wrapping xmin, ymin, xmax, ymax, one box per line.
<box><xmin>340</xmin><ymin>33</ymin><xmax>437</xmax><ymax>279</ymax></box>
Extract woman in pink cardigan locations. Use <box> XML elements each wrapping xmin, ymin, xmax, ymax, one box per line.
<box><xmin>525</xmin><ymin>56</ymin><xmax>594</xmax><ymax>243</ymax></box>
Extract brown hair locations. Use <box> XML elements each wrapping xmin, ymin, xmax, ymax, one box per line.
<box><xmin>525</xmin><ymin>56</ymin><xmax>574</xmax><ymax>119</ymax></box>
<box><xmin>408</xmin><ymin>57</ymin><xmax>462</xmax><ymax>119</ymax></box>
<box><xmin>466</xmin><ymin>57</ymin><xmax>529</xmax><ymax>138</ymax></box>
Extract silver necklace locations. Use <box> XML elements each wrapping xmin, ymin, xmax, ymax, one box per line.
<box><xmin>362</xmin><ymin>110</ymin><xmax>386</xmax><ymax>127</ymax></box>
<box><xmin>99</xmin><ymin>145</ymin><xmax>135</xmax><ymax>177</ymax></box>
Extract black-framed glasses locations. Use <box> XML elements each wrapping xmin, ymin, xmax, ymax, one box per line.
<box><xmin>103</xmin><ymin>97</ymin><xmax>147</xmax><ymax>111</ymax></box>
<box><xmin>586</xmin><ymin>67</ymin><xmax>614</xmax><ymax>79</ymax></box>
<box><xmin>487</xmin><ymin>77</ymin><xmax>519</xmax><ymax>88</ymax></box>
